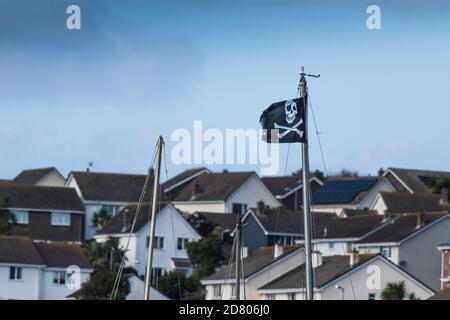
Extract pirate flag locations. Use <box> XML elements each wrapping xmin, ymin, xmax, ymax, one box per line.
<box><xmin>260</xmin><ymin>95</ymin><xmax>307</xmax><ymax>143</ymax></box>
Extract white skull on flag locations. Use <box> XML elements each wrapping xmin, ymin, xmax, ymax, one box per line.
<box><xmin>284</xmin><ymin>100</ymin><xmax>297</xmax><ymax>124</ymax></box>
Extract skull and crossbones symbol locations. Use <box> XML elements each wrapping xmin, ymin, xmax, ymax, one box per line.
<box><xmin>274</xmin><ymin>100</ymin><xmax>304</xmax><ymax>139</ymax></box>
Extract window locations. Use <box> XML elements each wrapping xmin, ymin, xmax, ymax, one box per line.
<box><xmin>12</xmin><ymin>210</ymin><xmax>29</xmax><ymax>224</ymax></box>
<box><xmin>288</xmin><ymin>293</ymin><xmax>296</xmax><ymax>300</ymax></box>
<box><xmin>53</xmin><ymin>271</ymin><xmax>66</xmax><ymax>285</ymax></box>
<box><xmin>328</xmin><ymin>242</ymin><xmax>335</xmax><ymax>250</ymax></box>
<box><xmin>177</xmin><ymin>238</ymin><xmax>189</xmax><ymax>251</ymax></box>
<box><xmin>266</xmin><ymin>294</ymin><xmax>275</xmax><ymax>300</ymax></box>
<box><xmin>213</xmin><ymin>284</ymin><xmax>222</xmax><ymax>299</ymax></box>
<box><xmin>102</xmin><ymin>205</ymin><xmax>122</xmax><ymax>216</ymax></box>
<box><xmin>51</xmin><ymin>212</ymin><xmax>71</xmax><ymax>226</ymax></box>
<box><xmin>368</xmin><ymin>293</ymin><xmax>376</xmax><ymax>300</ymax></box>
<box><xmin>9</xmin><ymin>267</ymin><xmax>22</xmax><ymax>280</ymax></box>
<box><xmin>147</xmin><ymin>236</ymin><xmax>164</xmax><ymax>250</ymax></box>
<box><xmin>151</xmin><ymin>268</ymin><xmax>165</xmax><ymax>286</ymax></box>
<box><xmin>232</xmin><ymin>203</ymin><xmax>248</xmax><ymax>214</ymax></box>
<box><xmin>381</xmin><ymin>246</ymin><xmax>392</xmax><ymax>259</ymax></box>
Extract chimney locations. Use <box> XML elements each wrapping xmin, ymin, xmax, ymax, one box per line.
<box><xmin>149</xmin><ymin>168</ymin><xmax>155</xmax><ymax>176</ymax></box>
<box><xmin>274</xmin><ymin>242</ymin><xmax>283</xmax><ymax>259</ymax></box>
<box><xmin>312</xmin><ymin>251</ymin><xmax>323</xmax><ymax>267</ymax></box>
<box><xmin>382</xmin><ymin>211</ymin><xmax>390</xmax><ymax>222</ymax></box>
<box><xmin>416</xmin><ymin>213</ymin><xmax>425</xmax><ymax>229</ymax></box>
<box><xmin>242</xmin><ymin>246</ymin><xmax>248</xmax><ymax>259</ymax></box>
<box><xmin>256</xmin><ymin>200</ymin><xmax>266</xmax><ymax>215</ymax></box>
<box><xmin>350</xmin><ymin>250</ymin><xmax>360</xmax><ymax>267</ymax></box>
<box><xmin>440</xmin><ymin>188</ymin><xmax>449</xmax><ymax>206</ymax></box>
<box><xmin>121</xmin><ymin>209</ymin><xmax>129</xmax><ymax>232</ymax></box>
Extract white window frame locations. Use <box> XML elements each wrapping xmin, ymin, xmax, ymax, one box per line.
<box><xmin>232</xmin><ymin>203</ymin><xmax>248</xmax><ymax>214</ymax></box>
<box><xmin>9</xmin><ymin>266</ymin><xmax>23</xmax><ymax>281</ymax></box>
<box><xmin>266</xmin><ymin>294</ymin><xmax>275</xmax><ymax>300</ymax></box>
<box><xmin>12</xmin><ymin>210</ymin><xmax>29</xmax><ymax>225</ymax></box>
<box><xmin>213</xmin><ymin>284</ymin><xmax>222</xmax><ymax>299</ymax></box>
<box><xmin>147</xmin><ymin>236</ymin><xmax>164</xmax><ymax>250</ymax></box>
<box><xmin>51</xmin><ymin>212</ymin><xmax>71</xmax><ymax>226</ymax></box>
<box><xmin>368</xmin><ymin>293</ymin><xmax>376</xmax><ymax>300</ymax></box>
<box><xmin>52</xmin><ymin>271</ymin><xmax>66</xmax><ymax>286</ymax></box>
<box><xmin>328</xmin><ymin>242</ymin><xmax>335</xmax><ymax>250</ymax></box>
<box><xmin>288</xmin><ymin>292</ymin><xmax>296</xmax><ymax>300</ymax></box>
<box><xmin>381</xmin><ymin>246</ymin><xmax>392</xmax><ymax>259</ymax></box>
<box><xmin>177</xmin><ymin>238</ymin><xmax>189</xmax><ymax>251</ymax></box>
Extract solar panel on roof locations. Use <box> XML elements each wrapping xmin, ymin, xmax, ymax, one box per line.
<box><xmin>312</xmin><ymin>178</ymin><xmax>376</xmax><ymax>205</ymax></box>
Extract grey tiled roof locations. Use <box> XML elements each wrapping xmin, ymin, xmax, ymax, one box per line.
<box><xmin>205</xmin><ymin>246</ymin><xmax>302</xmax><ymax>281</ymax></box>
<box><xmin>13</xmin><ymin>167</ymin><xmax>60</xmax><ymax>185</ymax></box>
<box><xmin>261</xmin><ymin>176</ymin><xmax>302</xmax><ymax>197</ymax></box>
<box><xmin>174</xmin><ymin>172</ymin><xmax>254</xmax><ymax>202</ymax></box>
<box><xmin>379</xmin><ymin>192</ymin><xmax>443</xmax><ymax>214</ymax></box>
<box><xmin>162</xmin><ymin>167</ymin><xmax>209</xmax><ymax>192</ymax></box>
<box><xmin>0</xmin><ymin>183</ymin><xmax>84</xmax><ymax>212</ymax></box>
<box><xmin>70</xmin><ymin>171</ymin><xmax>154</xmax><ymax>203</ymax></box>
<box><xmin>388</xmin><ymin>168</ymin><xmax>450</xmax><ymax>193</ymax></box>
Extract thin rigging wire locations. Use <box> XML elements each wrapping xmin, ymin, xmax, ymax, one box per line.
<box><xmin>308</xmin><ymin>93</ymin><xmax>357</xmax><ymax>300</ymax></box>
<box><xmin>162</xmin><ymin>142</ymin><xmax>183</xmax><ymax>300</ymax></box>
<box><xmin>110</xmin><ymin>144</ymin><xmax>158</xmax><ymax>300</ymax></box>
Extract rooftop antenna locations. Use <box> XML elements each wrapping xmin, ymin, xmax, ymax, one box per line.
<box><xmin>87</xmin><ymin>161</ymin><xmax>93</xmax><ymax>173</ymax></box>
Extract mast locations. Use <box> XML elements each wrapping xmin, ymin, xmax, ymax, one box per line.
<box><xmin>299</xmin><ymin>67</ymin><xmax>316</xmax><ymax>300</ymax></box>
<box><xmin>144</xmin><ymin>136</ymin><xmax>164</xmax><ymax>300</ymax></box>
<box><xmin>235</xmin><ymin>216</ymin><xmax>242</xmax><ymax>300</ymax></box>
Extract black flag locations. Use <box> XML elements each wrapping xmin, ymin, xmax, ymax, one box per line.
<box><xmin>260</xmin><ymin>95</ymin><xmax>307</xmax><ymax>143</ymax></box>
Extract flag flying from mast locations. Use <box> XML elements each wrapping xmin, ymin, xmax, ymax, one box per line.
<box><xmin>260</xmin><ymin>95</ymin><xmax>307</xmax><ymax>143</ymax></box>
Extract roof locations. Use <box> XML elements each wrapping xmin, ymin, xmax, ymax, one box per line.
<box><xmin>0</xmin><ymin>236</ymin><xmax>45</xmax><ymax>265</ymax></box>
<box><xmin>69</xmin><ymin>171</ymin><xmax>153</xmax><ymax>203</ymax></box>
<box><xmin>172</xmin><ymin>258</ymin><xmax>191</xmax><ymax>269</ymax></box>
<box><xmin>259</xmin><ymin>254</ymin><xmax>375</xmax><ymax>290</ymax></box>
<box><xmin>0</xmin><ymin>236</ymin><xmax>91</xmax><ymax>269</ymax></box>
<box><xmin>205</xmin><ymin>246</ymin><xmax>301</xmax><ymax>281</ymax></box>
<box><xmin>378</xmin><ymin>192</ymin><xmax>443</xmax><ymax>214</ymax></box>
<box><xmin>246</xmin><ymin>208</ymin><xmax>335</xmax><ymax>236</ymax></box>
<box><xmin>194</xmin><ymin>212</ymin><xmax>237</xmax><ymax>231</ymax></box>
<box><xmin>340</xmin><ymin>208</ymin><xmax>377</xmax><ymax>217</ymax></box>
<box><xmin>13</xmin><ymin>167</ymin><xmax>62</xmax><ymax>185</ymax></box>
<box><xmin>162</xmin><ymin>167</ymin><xmax>209</xmax><ymax>192</ymax></box>
<box><xmin>356</xmin><ymin>212</ymin><xmax>448</xmax><ymax>244</ymax></box>
<box><xmin>96</xmin><ymin>203</ymin><xmax>167</xmax><ymax>235</ymax></box>
<box><xmin>387</xmin><ymin>168</ymin><xmax>450</xmax><ymax>193</ymax></box>
<box><xmin>245</xmin><ymin>208</ymin><xmax>384</xmax><ymax>239</ymax></box>
<box><xmin>34</xmin><ymin>242</ymin><xmax>92</xmax><ymax>268</ymax></box>
<box><xmin>428</xmin><ymin>289</ymin><xmax>450</xmax><ymax>300</ymax></box>
<box><xmin>174</xmin><ymin>172</ymin><xmax>254</xmax><ymax>202</ymax></box>
<box><xmin>0</xmin><ymin>183</ymin><xmax>84</xmax><ymax>212</ymax></box>
<box><xmin>261</xmin><ymin>176</ymin><xmax>302</xmax><ymax>197</ymax></box>
<box><xmin>312</xmin><ymin>177</ymin><xmax>377</xmax><ymax>205</ymax></box>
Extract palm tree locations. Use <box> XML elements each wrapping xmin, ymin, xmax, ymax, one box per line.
<box><xmin>381</xmin><ymin>281</ymin><xmax>406</xmax><ymax>300</ymax></box>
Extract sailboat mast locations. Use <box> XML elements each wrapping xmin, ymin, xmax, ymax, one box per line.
<box><xmin>299</xmin><ymin>67</ymin><xmax>314</xmax><ymax>300</ymax></box>
<box><xmin>144</xmin><ymin>136</ymin><xmax>164</xmax><ymax>300</ymax></box>
<box><xmin>235</xmin><ymin>216</ymin><xmax>242</xmax><ymax>300</ymax></box>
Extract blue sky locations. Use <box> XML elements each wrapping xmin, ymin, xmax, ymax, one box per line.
<box><xmin>1</xmin><ymin>0</ymin><xmax>450</xmax><ymax>180</ymax></box>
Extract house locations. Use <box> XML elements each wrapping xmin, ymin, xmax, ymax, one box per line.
<box><xmin>354</xmin><ymin>211</ymin><xmax>450</xmax><ymax>290</ymax></box>
<box><xmin>13</xmin><ymin>167</ymin><xmax>66</xmax><ymax>187</ymax></box>
<box><xmin>0</xmin><ymin>183</ymin><xmax>85</xmax><ymax>243</ymax></box>
<box><xmin>261</xmin><ymin>176</ymin><xmax>323</xmax><ymax>211</ymax></box>
<box><xmin>437</xmin><ymin>238</ymin><xmax>450</xmax><ymax>291</ymax></box>
<box><xmin>357</xmin><ymin>167</ymin><xmax>450</xmax><ymax>209</ymax></box>
<box><xmin>0</xmin><ymin>236</ymin><xmax>93</xmax><ymax>300</ymax></box>
<box><xmin>172</xmin><ymin>172</ymin><xmax>280</xmax><ymax>214</ymax></box>
<box><xmin>201</xmin><ymin>245</ymin><xmax>305</xmax><ymax>300</ymax></box>
<box><xmin>241</xmin><ymin>206</ymin><xmax>385</xmax><ymax>255</ymax></box>
<box><xmin>257</xmin><ymin>253</ymin><xmax>434</xmax><ymax>300</ymax></box>
<box><xmin>94</xmin><ymin>204</ymin><xmax>200</xmax><ymax>280</ymax></box>
<box><xmin>66</xmin><ymin>171</ymin><xmax>154</xmax><ymax>240</ymax></box>
<box><xmin>428</xmin><ymin>289</ymin><xmax>450</xmax><ymax>300</ymax></box>
<box><xmin>312</xmin><ymin>177</ymin><xmax>378</xmax><ymax>216</ymax></box>
<box><xmin>370</xmin><ymin>192</ymin><xmax>444</xmax><ymax>216</ymax></box>
<box><xmin>162</xmin><ymin>167</ymin><xmax>210</xmax><ymax>198</ymax></box>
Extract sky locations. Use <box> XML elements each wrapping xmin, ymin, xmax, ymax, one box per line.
<box><xmin>1</xmin><ymin>0</ymin><xmax>450</xmax><ymax>180</ymax></box>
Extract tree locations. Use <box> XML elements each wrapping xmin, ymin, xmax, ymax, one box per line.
<box><xmin>78</xmin><ymin>237</ymin><xmax>130</xmax><ymax>300</ymax></box>
<box><xmin>185</xmin><ymin>213</ymin><xmax>215</xmax><ymax>237</ymax></box>
<box><xmin>381</xmin><ymin>281</ymin><xmax>406</xmax><ymax>300</ymax></box>
<box><xmin>157</xmin><ymin>271</ymin><xmax>202</xmax><ymax>300</ymax></box>
<box><xmin>186</xmin><ymin>227</ymin><xmax>223</xmax><ymax>278</ymax></box>
<box><xmin>430</xmin><ymin>177</ymin><xmax>450</xmax><ymax>194</ymax></box>
<box><xmin>291</xmin><ymin>169</ymin><xmax>325</xmax><ymax>181</ymax></box>
<box><xmin>0</xmin><ymin>196</ymin><xmax>17</xmax><ymax>235</ymax></box>
<box><xmin>91</xmin><ymin>208</ymin><xmax>111</xmax><ymax>229</ymax></box>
